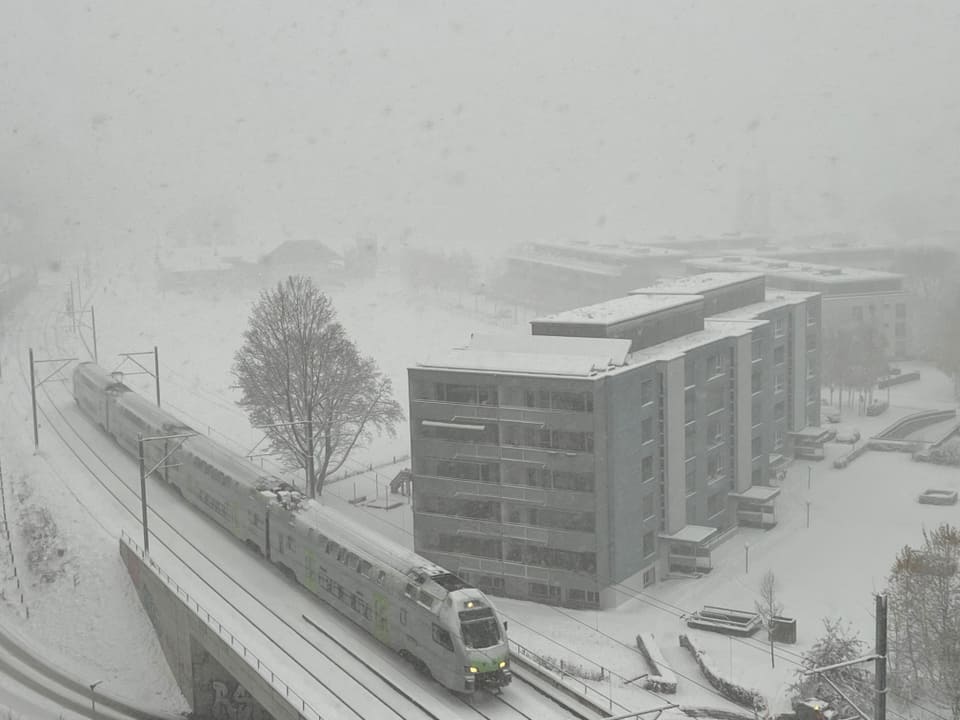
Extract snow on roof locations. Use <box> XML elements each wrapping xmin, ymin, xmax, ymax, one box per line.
<box><xmin>729</xmin><ymin>485</ymin><xmax>781</xmax><ymax>502</ymax></box>
<box><xmin>659</xmin><ymin>524</ymin><xmax>718</xmax><ymax>544</ymax></box>
<box><xmin>629</xmin><ymin>271</ymin><xmax>765</xmax><ymax>296</ymax></box>
<box><xmin>533</xmin><ymin>293</ymin><xmax>701</xmax><ymax>326</ymax></box>
<box><xmin>687</xmin><ymin>256</ymin><xmax>903</xmax><ymax>284</ymax></box>
<box><xmin>418</xmin><ymin>334</ymin><xmax>633</xmax><ymax>377</ymax></box>
<box><xmin>627</xmin><ymin>326</ymin><xmax>733</xmax><ymax>364</ymax></box>
<box><xmin>708</xmin><ymin>290</ymin><xmax>819</xmax><ymax>321</ymax></box>
<box><xmin>532</xmin><ymin>240</ymin><xmax>689</xmax><ymax>259</ymax></box>
<box><xmin>704</xmin><ymin>319</ymin><xmax>765</xmax><ymax>337</ymax></box>
<box><xmin>505</xmin><ymin>254</ymin><xmax>623</xmax><ymax>277</ymax></box>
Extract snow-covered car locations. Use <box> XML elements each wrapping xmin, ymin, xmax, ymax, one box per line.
<box><xmin>834</xmin><ymin>428</ymin><xmax>861</xmax><ymax>444</ymax></box>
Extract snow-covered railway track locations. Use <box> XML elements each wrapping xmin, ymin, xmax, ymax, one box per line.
<box><xmin>6</xmin><ymin>283</ymin><xmax>580</xmax><ymax>720</ymax></box>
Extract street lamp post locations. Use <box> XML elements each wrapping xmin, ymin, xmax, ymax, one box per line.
<box><xmin>89</xmin><ymin>680</ymin><xmax>103</xmax><ymax>718</ymax></box>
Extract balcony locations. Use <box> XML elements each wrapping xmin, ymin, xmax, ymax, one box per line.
<box><xmin>414</xmin><ymin>439</ymin><xmax>595</xmax><ymax>472</ymax></box>
<box><xmin>412</xmin><ymin>399</ymin><xmax>594</xmax><ymax>430</ymax></box>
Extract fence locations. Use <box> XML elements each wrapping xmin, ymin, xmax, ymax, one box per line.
<box><xmin>0</xmin><ymin>456</ymin><xmax>28</xmax><ymax>619</ymax></box>
<box><xmin>120</xmin><ymin>531</ymin><xmax>326</xmax><ymax>720</ymax></box>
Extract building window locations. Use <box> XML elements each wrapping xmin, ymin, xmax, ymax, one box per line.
<box><xmin>685</xmin><ymin>461</ymin><xmax>696</xmax><ymax>493</ymax></box>
<box><xmin>774</xmin><ymin>401</ymin><xmax>786</xmax><ymax>420</ymax></box>
<box><xmin>642</xmin><ymin>531</ymin><xmax>656</xmax><ymax>558</ymax></box>
<box><xmin>641</xmin><ymin>417</ymin><xmax>654</xmax><ymax>444</ymax></box>
<box><xmin>774</xmin><ymin>373</ymin><xmax>785</xmax><ymax>393</ymax></box>
<box><xmin>895</xmin><ymin>322</ymin><xmax>906</xmax><ymax>338</ymax></box>
<box><xmin>685</xmin><ymin>426</ymin><xmax>696</xmax><ymax>459</ymax></box>
<box><xmin>436</xmin><ymin>383</ymin><xmax>499</xmax><ymax>406</ymax></box>
<box><xmin>807</xmin><ymin>360</ymin><xmax>817</xmax><ymax>378</ymax></box>
<box><xmin>774</xmin><ymin>346</ymin><xmax>785</xmax><ymax>365</ymax></box>
<box><xmin>708</xmin><ymin>420</ymin><xmax>723</xmax><ymax>446</ymax></box>
<box><xmin>642</xmin><ymin>494</ymin><xmax>655</xmax><ymax>520</ymax></box>
<box><xmin>752</xmin><ymin>367</ymin><xmax>762</xmax><ymax>394</ymax></box>
<box><xmin>774</xmin><ymin>428</ymin><xmax>785</xmax><ymax>450</ymax></box>
<box><xmin>684</xmin><ymin>360</ymin><xmax>695</xmax><ymax>386</ymax></box>
<box><xmin>642</xmin><ymin>455</ymin><xmax>654</xmax><ymax>483</ymax></box>
<box><xmin>707</xmin><ymin>493</ymin><xmax>725</xmax><ymax>517</ymax></box>
<box><xmin>707</xmin><ymin>386</ymin><xmax>724</xmax><ymax>414</ymax></box>
<box><xmin>640</xmin><ymin>379</ymin><xmax>654</xmax><ymax>406</ymax></box>
<box><xmin>774</xmin><ymin>318</ymin><xmax>786</xmax><ymax>338</ymax></box>
<box><xmin>895</xmin><ymin>303</ymin><xmax>906</xmax><ymax>319</ymax></box>
<box><xmin>642</xmin><ymin>567</ymin><xmax>656</xmax><ymax>588</ymax></box>
<box><xmin>707</xmin><ymin>454</ymin><xmax>725</xmax><ymax>482</ymax></box>
<box><xmin>751</xmin><ymin>338</ymin><xmax>762</xmax><ymax>360</ymax></box>
<box><xmin>707</xmin><ymin>353</ymin><xmax>723</xmax><ymax>378</ymax></box>
<box><xmin>752</xmin><ymin>435</ymin><xmax>763</xmax><ymax>460</ymax></box>
<box><xmin>685</xmin><ymin>389</ymin><xmax>696</xmax><ymax>422</ymax></box>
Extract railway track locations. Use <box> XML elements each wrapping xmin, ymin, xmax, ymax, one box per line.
<box><xmin>3</xmin><ymin>276</ymin><xmax>587</xmax><ymax>719</ymax></box>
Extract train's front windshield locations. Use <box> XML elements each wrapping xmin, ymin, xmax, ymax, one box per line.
<box><xmin>461</xmin><ymin>618</ymin><xmax>501</xmax><ymax>649</ymax></box>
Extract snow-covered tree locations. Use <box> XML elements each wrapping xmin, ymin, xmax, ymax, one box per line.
<box><xmin>790</xmin><ymin>617</ymin><xmax>873</xmax><ymax>717</ymax></box>
<box><xmin>232</xmin><ymin>275</ymin><xmax>404</xmax><ymax>498</ymax></box>
<box><xmin>755</xmin><ymin>570</ymin><xmax>783</xmax><ymax>669</ymax></box>
<box><xmin>886</xmin><ymin>525</ymin><xmax>960</xmax><ymax>719</ymax></box>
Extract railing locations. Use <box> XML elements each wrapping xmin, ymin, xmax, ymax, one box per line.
<box><xmin>509</xmin><ymin>636</ymin><xmax>630</xmax><ymax>716</ymax></box>
<box><xmin>119</xmin><ymin>531</ymin><xmax>326</xmax><ymax>720</ymax></box>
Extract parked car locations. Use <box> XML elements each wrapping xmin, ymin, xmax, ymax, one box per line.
<box><xmin>835</xmin><ymin>428</ymin><xmax>861</xmax><ymax>444</ymax></box>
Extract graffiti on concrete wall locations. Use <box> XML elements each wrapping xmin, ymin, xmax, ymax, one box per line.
<box><xmin>191</xmin><ymin>636</ymin><xmax>273</xmax><ymax>720</ymax></box>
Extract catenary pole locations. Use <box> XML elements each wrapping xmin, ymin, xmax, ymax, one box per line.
<box><xmin>138</xmin><ymin>434</ymin><xmax>149</xmax><ymax>554</ymax></box>
<box><xmin>153</xmin><ymin>346</ymin><xmax>160</xmax><ymax>407</ymax></box>
<box><xmin>29</xmin><ymin>348</ymin><xmax>38</xmax><ymax>450</ymax></box>
<box><xmin>875</xmin><ymin>593</ymin><xmax>887</xmax><ymax>720</ymax></box>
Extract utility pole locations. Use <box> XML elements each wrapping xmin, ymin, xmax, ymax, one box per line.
<box><xmin>138</xmin><ymin>434</ymin><xmax>149</xmax><ymax>554</ymax></box>
<box><xmin>306</xmin><ymin>410</ymin><xmax>314</xmax><ymax>497</ymax></box>
<box><xmin>29</xmin><ymin>348</ymin><xmax>37</xmax><ymax>450</ymax></box>
<box><xmin>875</xmin><ymin>593</ymin><xmax>887</xmax><ymax>720</ymax></box>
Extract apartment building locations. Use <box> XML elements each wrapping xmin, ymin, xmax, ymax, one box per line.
<box><xmin>408</xmin><ymin>274</ymin><xmax>821</xmax><ymax>608</ymax></box>
<box><xmin>686</xmin><ymin>256</ymin><xmax>909</xmax><ymax>358</ymax></box>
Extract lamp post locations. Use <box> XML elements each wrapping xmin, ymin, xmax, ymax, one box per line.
<box><xmin>744</xmin><ymin>542</ymin><xmax>750</xmax><ymax>574</ymax></box>
<box><xmin>89</xmin><ymin>680</ymin><xmax>103</xmax><ymax>718</ymax></box>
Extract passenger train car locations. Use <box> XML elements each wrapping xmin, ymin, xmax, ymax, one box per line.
<box><xmin>73</xmin><ymin>361</ymin><xmax>512</xmax><ymax>693</ymax></box>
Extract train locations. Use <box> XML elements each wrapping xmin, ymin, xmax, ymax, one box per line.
<box><xmin>72</xmin><ymin>361</ymin><xmax>512</xmax><ymax>694</ymax></box>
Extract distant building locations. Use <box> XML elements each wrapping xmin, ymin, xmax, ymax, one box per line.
<box><xmin>258</xmin><ymin>240</ymin><xmax>342</xmax><ymax>284</ymax></box>
<box><xmin>407</xmin><ymin>273</ymin><xmax>820</xmax><ymax>608</ymax></box>
<box><xmin>686</xmin><ymin>256</ymin><xmax>909</xmax><ymax>358</ymax></box>
<box><xmin>493</xmin><ymin>240</ymin><xmax>689</xmax><ymax>311</ymax></box>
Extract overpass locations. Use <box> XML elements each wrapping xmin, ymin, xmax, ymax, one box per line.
<box><xmin>120</xmin><ymin>533</ymin><xmax>323</xmax><ymax>720</ymax></box>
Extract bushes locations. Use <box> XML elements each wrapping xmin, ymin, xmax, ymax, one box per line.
<box><xmin>680</xmin><ymin>633</ymin><xmax>766</xmax><ymax>711</ymax></box>
<box><xmin>636</xmin><ymin>633</ymin><xmax>677</xmax><ymax>693</ymax></box>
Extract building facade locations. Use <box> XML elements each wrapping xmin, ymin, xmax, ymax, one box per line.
<box><xmin>408</xmin><ymin>274</ymin><xmax>821</xmax><ymax>608</ymax></box>
<box><xmin>686</xmin><ymin>256</ymin><xmax>908</xmax><ymax>358</ymax></box>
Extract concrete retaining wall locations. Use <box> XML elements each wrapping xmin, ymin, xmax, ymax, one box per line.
<box><xmin>120</xmin><ymin>537</ymin><xmax>315</xmax><ymax>720</ymax></box>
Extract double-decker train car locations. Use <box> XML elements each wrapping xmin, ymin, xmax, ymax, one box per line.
<box><xmin>72</xmin><ymin>361</ymin><xmax>511</xmax><ymax>693</ymax></box>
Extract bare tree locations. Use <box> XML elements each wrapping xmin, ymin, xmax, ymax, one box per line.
<box><xmin>789</xmin><ymin>618</ymin><xmax>872</xmax><ymax>715</ymax></box>
<box><xmin>755</xmin><ymin>570</ymin><xmax>783</xmax><ymax>668</ymax></box>
<box><xmin>232</xmin><ymin>275</ymin><xmax>404</xmax><ymax>498</ymax></box>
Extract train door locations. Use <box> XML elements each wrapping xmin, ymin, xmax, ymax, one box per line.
<box><xmin>372</xmin><ymin>592</ymin><xmax>390</xmax><ymax>645</ymax></box>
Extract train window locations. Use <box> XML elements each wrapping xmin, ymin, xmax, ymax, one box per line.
<box><xmin>432</xmin><ymin>624</ymin><xmax>454</xmax><ymax>652</ymax></box>
<box><xmin>337</xmin><ymin>547</ymin><xmax>348</xmax><ymax>564</ymax></box>
<box><xmin>316</xmin><ymin>533</ymin><xmax>327</xmax><ymax>546</ymax></box>
<box><xmin>376</xmin><ymin>570</ymin><xmax>386</xmax><ymax>585</ymax></box>
<box><xmin>364</xmin><ymin>606</ymin><xmax>372</xmax><ymax>620</ymax></box>
<box><xmin>286</xmin><ymin>535</ymin><xmax>294</xmax><ymax>551</ymax></box>
<box><xmin>357</xmin><ymin>560</ymin><xmax>372</xmax><ymax>577</ymax></box>
<box><xmin>418</xmin><ymin>590</ymin><xmax>438</xmax><ymax>610</ymax></box>
<box><xmin>346</xmin><ymin>553</ymin><xmax>359</xmax><ymax>570</ymax></box>
<box><xmin>326</xmin><ymin>541</ymin><xmax>338</xmax><ymax>555</ymax></box>
<box><xmin>405</xmin><ymin>584</ymin><xmax>417</xmax><ymax>600</ymax></box>
<box><xmin>400</xmin><ymin>609</ymin><xmax>407</xmax><ymax>626</ymax></box>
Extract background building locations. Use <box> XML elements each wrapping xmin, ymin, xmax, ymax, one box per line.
<box><xmin>686</xmin><ymin>256</ymin><xmax>908</xmax><ymax>358</ymax></box>
<box><xmin>408</xmin><ymin>273</ymin><xmax>821</xmax><ymax>608</ymax></box>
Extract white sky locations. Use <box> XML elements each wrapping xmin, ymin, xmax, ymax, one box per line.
<box><xmin>2</xmin><ymin>1</ymin><xmax>960</xmax><ymax>260</ymax></box>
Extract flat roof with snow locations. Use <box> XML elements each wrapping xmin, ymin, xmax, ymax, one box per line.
<box><xmin>629</xmin><ymin>271</ymin><xmax>765</xmax><ymax>296</ymax></box>
<box><xmin>659</xmin><ymin>524</ymin><xmax>718</xmax><ymax>544</ymax></box>
<box><xmin>506</xmin><ymin>254</ymin><xmax>623</xmax><ymax>277</ymax></box>
<box><xmin>626</xmin><ymin>326</ymin><xmax>734</xmax><ymax>364</ymax></box>
<box><xmin>708</xmin><ymin>290</ymin><xmax>820</xmax><ymax>321</ymax></box>
<box><xmin>533</xmin><ymin>294</ymin><xmax>702</xmax><ymax>327</ymax></box>
<box><xmin>687</xmin><ymin>256</ymin><xmax>902</xmax><ymax>284</ymax></box>
<box><xmin>417</xmin><ymin>334</ymin><xmax>633</xmax><ymax>378</ymax></box>
<box><xmin>532</xmin><ymin>240</ymin><xmax>689</xmax><ymax>260</ymax></box>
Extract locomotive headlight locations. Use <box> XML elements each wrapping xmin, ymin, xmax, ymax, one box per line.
<box><xmin>499</xmin><ymin>660</ymin><xmax>508</xmax><ymax>669</ymax></box>
<box><xmin>469</xmin><ymin>666</ymin><xmax>479</xmax><ymax>674</ymax></box>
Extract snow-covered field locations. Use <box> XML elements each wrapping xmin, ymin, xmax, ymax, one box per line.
<box><xmin>1</xmin><ymin>249</ymin><xmax>958</xmax><ymax>718</ymax></box>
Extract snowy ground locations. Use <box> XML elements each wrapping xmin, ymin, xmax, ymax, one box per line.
<box><xmin>1</xmin><ymin>249</ymin><xmax>958</xmax><ymax>718</ymax></box>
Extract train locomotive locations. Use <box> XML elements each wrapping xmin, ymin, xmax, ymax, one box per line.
<box><xmin>72</xmin><ymin>361</ymin><xmax>512</xmax><ymax>693</ymax></box>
